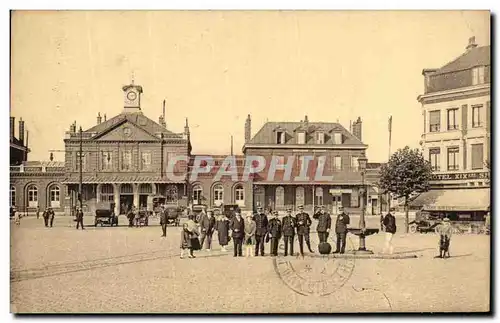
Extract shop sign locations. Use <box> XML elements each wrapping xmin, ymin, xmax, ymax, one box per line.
<box><xmin>425</xmin><ymin>205</ymin><xmax>478</xmax><ymax>211</ymax></box>
<box><xmin>431</xmin><ymin>171</ymin><xmax>489</xmax><ymax>181</ymax></box>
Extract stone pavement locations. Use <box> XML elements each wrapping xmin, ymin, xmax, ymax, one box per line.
<box><xmin>10</xmin><ymin>216</ymin><xmax>490</xmax><ymax>313</ymax></box>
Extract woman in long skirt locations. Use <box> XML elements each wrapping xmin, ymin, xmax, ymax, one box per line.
<box><xmin>215</xmin><ymin>214</ymin><xmax>230</xmax><ymax>252</ymax></box>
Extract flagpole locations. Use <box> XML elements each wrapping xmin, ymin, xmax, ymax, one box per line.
<box><xmin>387</xmin><ymin>116</ymin><xmax>393</xmax><ymax>212</ymax></box>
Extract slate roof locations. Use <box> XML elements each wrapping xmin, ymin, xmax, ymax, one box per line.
<box><xmin>433</xmin><ymin>46</ymin><xmax>490</xmax><ymax>75</ymax></box>
<box><xmin>247</xmin><ymin>122</ymin><xmax>365</xmax><ymax>146</ymax></box>
<box><xmin>85</xmin><ymin>112</ymin><xmax>182</xmax><ymax>139</ymax></box>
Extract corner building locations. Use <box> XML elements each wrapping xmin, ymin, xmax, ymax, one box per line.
<box><xmin>412</xmin><ymin>37</ymin><xmax>490</xmax><ymax>221</ymax></box>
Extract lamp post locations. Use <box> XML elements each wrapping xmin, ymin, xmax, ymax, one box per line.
<box><xmin>356</xmin><ymin>156</ymin><xmax>372</xmax><ymax>254</ymax></box>
<box><xmin>78</xmin><ymin>126</ymin><xmax>83</xmax><ymax>212</ymax></box>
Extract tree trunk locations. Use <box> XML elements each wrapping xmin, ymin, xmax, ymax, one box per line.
<box><xmin>405</xmin><ymin>196</ymin><xmax>409</xmax><ymax>233</ymax></box>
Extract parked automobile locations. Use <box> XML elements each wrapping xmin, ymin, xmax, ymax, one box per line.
<box><xmin>94</xmin><ymin>202</ymin><xmax>118</xmax><ymax>227</ymax></box>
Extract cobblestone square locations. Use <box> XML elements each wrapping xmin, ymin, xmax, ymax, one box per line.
<box><xmin>10</xmin><ymin>215</ymin><xmax>490</xmax><ymax>313</ymax></box>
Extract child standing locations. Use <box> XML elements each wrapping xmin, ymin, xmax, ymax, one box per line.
<box><xmin>244</xmin><ymin>213</ymin><xmax>256</xmax><ymax>257</ymax></box>
<box><xmin>435</xmin><ymin>218</ymin><xmax>453</xmax><ymax>258</ymax></box>
<box><xmin>180</xmin><ymin>223</ymin><xmax>196</xmax><ymax>259</ymax></box>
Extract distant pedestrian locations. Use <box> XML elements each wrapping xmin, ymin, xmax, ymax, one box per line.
<box><xmin>230</xmin><ymin>211</ymin><xmax>245</xmax><ymax>257</ymax></box>
<box><xmin>382</xmin><ymin>207</ymin><xmax>397</xmax><ymax>254</ymax></box>
<box><xmin>435</xmin><ymin>218</ymin><xmax>452</xmax><ymax>258</ymax></box>
<box><xmin>244</xmin><ymin>212</ymin><xmax>256</xmax><ymax>257</ymax></box>
<box><xmin>42</xmin><ymin>207</ymin><xmax>50</xmax><ymax>227</ymax></box>
<box><xmin>48</xmin><ymin>207</ymin><xmax>55</xmax><ymax>227</ymax></box>
<box><xmin>13</xmin><ymin>207</ymin><xmax>20</xmax><ymax>226</ymax></box>
<box><xmin>215</xmin><ymin>213</ymin><xmax>230</xmax><ymax>252</ymax></box>
<box><xmin>36</xmin><ymin>206</ymin><xmax>40</xmax><ymax>220</ymax></box>
<box><xmin>160</xmin><ymin>205</ymin><xmax>167</xmax><ymax>237</ymax></box>
<box><xmin>267</xmin><ymin>211</ymin><xmax>282</xmax><ymax>257</ymax></box>
<box><xmin>75</xmin><ymin>207</ymin><xmax>85</xmax><ymax>230</ymax></box>
<box><xmin>333</xmin><ymin>206</ymin><xmax>350</xmax><ymax>254</ymax></box>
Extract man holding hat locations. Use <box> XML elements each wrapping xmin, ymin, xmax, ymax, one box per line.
<box><xmin>314</xmin><ymin>205</ymin><xmax>331</xmax><ymax>243</ymax></box>
<box><xmin>282</xmin><ymin>208</ymin><xmax>297</xmax><ymax>256</ymax></box>
<box><xmin>296</xmin><ymin>205</ymin><xmax>313</xmax><ymax>256</ymax></box>
<box><xmin>253</xmin><ymin>206</ymin><xmax>269</xmax><ymax>256</ymax></box>
<box><xmin>334</xmin><ymin>206</ymin><xmax>350</xmax><ymax>254</ymax></box>
<box><xmin>267</xmin><ymin>211</ymin><xmax>282</xmax><ymax>256</ymax></box>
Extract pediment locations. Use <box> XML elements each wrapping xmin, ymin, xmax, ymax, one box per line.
<box><xmin>94</xmin><ymin>121</ymin><xmax>160</xmax><ymax>142</ymax></box>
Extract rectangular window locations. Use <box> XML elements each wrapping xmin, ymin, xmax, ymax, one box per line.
<box><xmin>447</xmin><ymin>147</ymin><xmax>459</xmax><ymax>171</ymax></box>
<box><xmin>447</xmin><ymin>108</ymin><xmax>459</xmax><ymax>130</ymax></box>
<box><xmin>141</xmin><ymin>152</ymin><xmax>152</xmax><ymax>170</ymax></box>
<box><xmin>429</xmin><ymin>110</ymin><xmax>440</xmax><ymax>132</ymax></box>
<box><xmin>351</xmin><ymin>156</ymin><xmax>359</xmax><ymax>171</ymax></box>
<box><xmin>121</xmin><ymin>150</ymin><xmax>132</xmax><ymax>171</ymax></box>
<box><xmin>472</xmin><ymin>66</ymin><xmax>485</xmax><ymax>85</ymax></box>
<box><xmin>333</xmin><ymin>156</ymin><xmax>342</xmax><ymax>171</ymax></box>
<box><xmin>76</xmin><ymin>153</ymin><xmax>86</xmax><ymax>171</ymax></box>
<box><xmin>316</xmin><ymin>132</ymin><xmax>325</xmax><ymax>144</ymax></box>
<box><xmin>297</xmin><ymin>132</ymin><xmax>306</xmax><ymax>144</ymax></box>
<box><xmin>471</xmin><ymin>144</ymin><xmax>484</xmax><ymax>170</ymax></box>
<box><xmin>333</xmin><ymin>133</ymin><xmax>342</xmax><ymax>144</ymax></box>
<box><xmin>276</xmin><ymin>131</ymin><xmax>285</xmax><ymax>144</ymax></box>
<box><xmin>472</xmin><ymin>105</ymin><xmax>482</xmax><ymax>128</ymax></box>
<box><xmin>101</xmin><ymin>151</ymin><xmax>113</xmax><ymax>170</ymax></box>
<box><xmin>429</xmin><ymin>148</ymin><xmax>440</xmax><ymax>171</ymax></box>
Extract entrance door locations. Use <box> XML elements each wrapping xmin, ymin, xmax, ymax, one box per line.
<box><xmin>371</xmin><ymin>198</ymin><xmax>378</xmax><ymax>215</ymax></box>
<box><xmin>341</xmin><ymin>193</ymin><xmax>351</xmax><ymax>208</ymax></box>
<box><xmin>120</xmin><ymin>184</ymin><xmax>134</xmax><ymax>214</ymax></box>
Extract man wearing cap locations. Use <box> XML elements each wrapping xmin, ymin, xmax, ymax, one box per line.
<box><xmin>334</xmin><ymin>206</ymin><xmax>350</xmax><ymax>254</ymax></box>
<box><xmin>199</xmin><ymin>210</ymin><xmax>216</xmax><ymax>251</ymax></box>
<box><xmin>382</xmin><ymin>207</ymin><xmax>397</xmax><ymax>254</ymax></box>
<box><xmin>314</xmin><ymin>205</ymin><xmax>331</xmax><ymax>243</ymax></box>
<box><xmin>282</xmin><ymin>208</ymin><xmax>296</xmax><ymax>256</ymax></box>
<box><xmin>267</xmin><ymin>211</ymin><xmax>282</xmax><ymax>256</ymax></box>
<box><xmin>253</xmin><ymin>206</ymin><xmax>269</xmax><ymax>256</ymax></box>
<box><xmin>296</xmin><ymin>205</ymin><xmax>313</xmax><ymax>256</ymax></box>
<box><xmin>230</xmin><ymin>210</ymin><xmax>245</xmax><ymax>257</ymax></box>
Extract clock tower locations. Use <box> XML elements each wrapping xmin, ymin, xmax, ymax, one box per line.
<box><xmin>122</xmin><ymin>82</ymin><xmax>143</xmax><ymax>113</ymax></box>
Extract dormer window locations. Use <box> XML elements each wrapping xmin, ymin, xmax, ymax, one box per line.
<box><xmin>297</xmin><ymin>131</ymin><xmax>306</xmax><ymax>144</ymax></box>
<box><xmin>276</xmin><ymin>131</ymin><xmax>285</xmax><ymax>144</ymax></box>
<box><xmin>316</xmin><ymin>132</ymin><xmax>325</xmax><ymax>144</ymax></box>
<box><xmin>472</xmin><ymin>66</ymin><xmax>485</xmax><ymax>85</ymax></box>
<box><xmin>333</xmin><ymin>132</ymin><xmax>342</xmax><ymax>144</ymax></box>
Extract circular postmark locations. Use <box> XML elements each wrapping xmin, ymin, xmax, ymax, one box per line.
<box><xmin>273</xmin><ymin>235</ymin><xmax>356</xmax><ymax>297</ymax></box>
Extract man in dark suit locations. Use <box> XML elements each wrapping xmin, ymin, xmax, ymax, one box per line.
<box><xmin>253</xmin><ymin>206</ymin><xmax>269</xmax><ymax>256</ymax></box>
<box><xmin>75</xmin><ymin>207</ymin><xmax>85</xmax><ymax>230</ymax></box>
<box><xmin>267</xmin><ymin>211</ymin><xmax>282</xmax><ymax>256</ymax></box>
<box><xmin>334</xmin><ymin>206</ymin><xmax>350</xmax><ymax>254</ymax></box>
<box><xmin>160</xmin><ymin>205</ymin><xmax>167</xmax><ymax>237</ymax></box>
<box><xmin>314</xmin><ymin>205</ymin><xmax>331</xmax><ymax>243</ymax></box>
<box><xmin>199</xmin><ymin>210</ymin><xmax>216</xmax><ymax>251</ymax></box>
<box><xmin>282</xmin><ymin>208</ymin><xmax>296</xmax><ymax>256</ymax></box>
<box><xmin>42</xmin><ymin>207</ymin><xmax>50</xmax><ymax>227</ymax></box>
<box><xmin>48</xmin><ymin>207</ymin><xmax>55</xmax><ymax>228</ymax></box>
<box><xmin>230</xmin><ymin>211</ymin><xmax>245</xmax><ymax>257</ymax></box>
<box><xmin>296</xmin><ymin>205</ymin><xmax>313</xmax><ymax>256</ymax></box>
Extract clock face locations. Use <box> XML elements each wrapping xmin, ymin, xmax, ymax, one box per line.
<box><xmin>127</xmin><ymin>91</ymin><xmax>137</xmax><ymax>101</ymax></box>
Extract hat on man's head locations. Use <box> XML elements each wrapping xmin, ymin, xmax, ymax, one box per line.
<box><xmin>443</xmin><ymin>218</ymin><xmax>450</xmax><ymax>222</ymax></box>
<box><xmin>298</xmin><ymin>205</ymin><xmax>304</xmax><ymax>208</ymax></box>
<box><xmin>286</xmin><ymin>208</ymin><xmax>292</xmax><ymax>212</ymax></box>
<box><xmin>273</xmin><ymin>210</ymin><xmax>278</xmax><ymax>215</ymax></box>
<box><xmin>338</xmin><ymin>206</ymin><xmax>344</xmax><ymax>210</ymax></box>
<box><xmin>390</xmin><ymin>207</ymin><xmax>396</xmax><ymax>212</ymax></box>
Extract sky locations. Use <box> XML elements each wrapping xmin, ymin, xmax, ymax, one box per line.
<box><xmin>10</xmin><ymin>10</ymin><xmax>490</xmax><ymax>163</ymax></box>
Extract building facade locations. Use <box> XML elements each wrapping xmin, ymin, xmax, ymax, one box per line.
<box><xmin>412</xmin><ymin>37</ymin><xmax>490</xmax><ymax>221</ymax></box>
<box><xmin>10</xmin><ymin>83</ymin><xmax>384</xmax><ymax>216</ymax></box>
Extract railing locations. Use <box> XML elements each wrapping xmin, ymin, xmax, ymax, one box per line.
<box><xmin>9</xmin><ymin>165</ymin><xmax>65</xmax><ymax>173</ymax></box>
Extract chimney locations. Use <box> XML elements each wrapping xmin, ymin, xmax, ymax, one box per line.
<box><xmin>230</xmin><ymin>135</ymin><xmax>234</xmax><ymax>156</ymax></box>
<box><xmin>244</xmin><ymin>114</ymin><xmax>251</xmax><ymax>143</ymax></box>
<box><xmin>50</xmin><ymin>152</ymin><xmax>54</xmax><ymax>161</ymax></box>
<box><xmin>97</xmin><ymin>112</ymin><xmax>102</xmax><ymax>125</ymax></box>
<box><xmin>466</xmin><ymin>36</ymin><xmax>478</xmax><ymax>51</ymax></box>
<box><xmin>19</xmin><ymin>118</ymin><xmax>25</xmax><ymax>145</ymax></box>
<box><xmin>70</xmin><ymin>121</ymin><xmax>76</xmax><ymax>133</ymax></box>
<box><xmin>10</xmin><ymin>117</ymin><xmax>15</xmax><ymax>142</ymax></box>
<box><xmin>104</xmin><ymin>114</ymin><xmax>107</xmax><ymax>122</ymax></box>
<box><xmin>183</xmin><ymin>118</ymin><xmax>190</xmax><ymax>140</ymax></box>
<box><xmin>25</xmin><ymin>130</ymin><xmax>29</xmax><ymax>161</ymax></box>
<box><xmin>352</xmin><ymin>117</ymin><xmax>363</xmax><ymax>141</ymax></box>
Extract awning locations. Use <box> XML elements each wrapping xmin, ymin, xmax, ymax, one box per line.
<box><xmin>61</xmin><ymin>175</ymin><xmax>186</xmax><ymax>184</ymax></box>
<box><xmin>410</xmin><ymin>188</ymin><xmax>490</xmax><ymax>212</ymax></box>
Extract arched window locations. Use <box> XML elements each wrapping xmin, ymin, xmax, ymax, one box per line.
<box><xmin>49</xmin><ymin>185</ymin><xmax>61</xmax><ymax>208</ymax></box>
<box><xmin>100</xmin><ymin>184</ymin><xmax>114</xmax><ymax>202</ymax></box>
<box><xmin>139</xmin><ymin>184</ymin><xmax>152</xmax><ymax>194</ymax></box>
<box><xmin>254</xmin><ymin>186</ymin><xmax>265</xmax><ymax>209</ymax></box>
<box><xmin>295</xmin><ymin>186</ymin><xmax>305</xmax><ymax>207</ymax></box>
<box><xmin>192</xmin><ymin>185</ymin><xmax>203</xmax><ymax>205</ymax></box>
<box><xmin>10</xmin><ymin>186</ymin><xmax>15</xmax><ymax>207</ymax></box>
<box><xmin>213</xmin><ymin>184</ymin><xmax>224</xmax><ymax>206</ymax></box>
<box><xmin>315</xmin><ymin>187</ymin><xmax>324</xmax><ymax>206</ymax></box>
<box><xmin>27</xmin><ymin>185</ymin><xmax>38</xmax><ymax>208</ymax></box>
<box><xmin>275</xmin><ymin>186</ymin><xmax>284</xmax><ymax>208</ymax></box>
<box><xmin>235</xmin><ymin>184</ymin><xmax>245</xmax><ymax>206</ymax></box>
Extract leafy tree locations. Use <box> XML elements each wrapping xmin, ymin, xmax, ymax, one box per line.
<box><xmin>379</xmin><ymin>146</ymin><xmax>433</xmax><ymax>233</ymax></box>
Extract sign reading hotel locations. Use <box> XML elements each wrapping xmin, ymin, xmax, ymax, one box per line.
<box><xmin>431</xmin><ymin>171</ymin><xmax>490</xmax><ymax>181</ymax></box>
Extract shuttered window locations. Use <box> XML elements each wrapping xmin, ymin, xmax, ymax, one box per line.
<box><xmin>447</xmin><ymin>147</ymin><xmax>459</xmax><ymax>171</ymax></box>
<box><xmin>471</xmin><ymin>144</ymin><xmax>484</xmax><ymax>170</ymax></box>
<box><xmin>429</xmin><ymin>110</ymin><xmax>440</xmax><ymax>132</ymax></box>
<box><xmin>429</xmin><ymin>148</ymin><xmax>440</xmax><ymax>171</ymax></box>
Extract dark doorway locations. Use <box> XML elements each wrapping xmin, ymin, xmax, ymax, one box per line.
<box><xmin>120</xmin><ymin>195</ymin><xmax>134</xmax><ymax>214</ymax></box>
<box><xmin>341</xmin><ymin>193</ymin><xmax>351</xmax><ymax>207</ymax></box>
<box><xmin>139</xmin><ymin>195</ymin><xmax>148</xmax><ymax>209</ymax></box>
